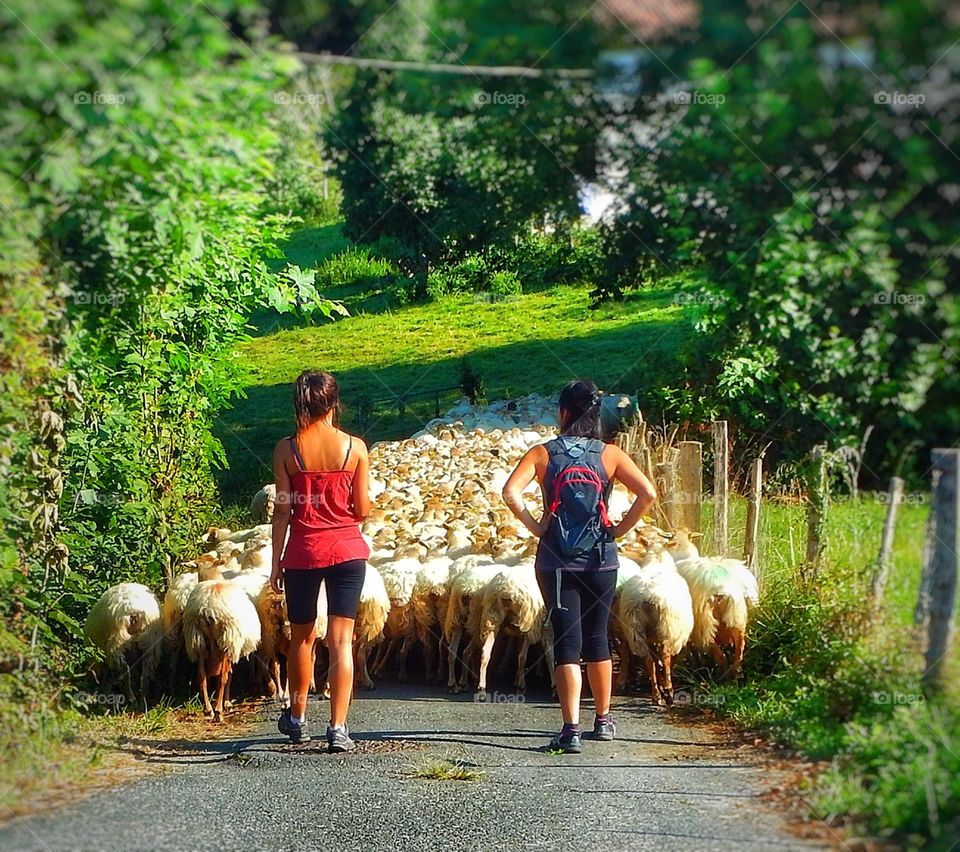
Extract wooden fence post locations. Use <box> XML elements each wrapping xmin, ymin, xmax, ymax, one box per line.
<box><xmin>869</xmin><ymin>476</ymin><xmax>904</xmax><ymax>603</ymax></box>
<box><xmin>743</xmin><ymin>457</ymin><xmax>763</xmax><ymax>576</ymax></box>
<box><xmin>656</xmin><ymin>455</ymin><xmax>681</xmax><ymax>530</ymax></box>
<box><xmin>678</xmin><ymin>441</ymin><xmax>703</xmax><ymax>534</ymax></box>
<box><xmin>805</xmin><ymin>445</ymin><xmax>829</xmax><ymax>573</ymax></box>
<box><xmin>922</xmin><ymin>449</ymin><xmax>959</xmax><ymax>691</ymax></box>
<box><xmin>712</xmin><ymin>421</ymin><xmax>729</xmax><ymax>556</ymax></box>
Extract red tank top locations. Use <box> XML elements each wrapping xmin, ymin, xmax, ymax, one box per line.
<box><xmin>279</xmin><ymin>435</ymin><xmax>370</xmax><ymax>570</ymax></box>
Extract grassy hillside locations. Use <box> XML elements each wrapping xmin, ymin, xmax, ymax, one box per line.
<box><xmin>215</xmin><ymin>225</ymin><xmax>695</xmax><ymax>502</ymax></box>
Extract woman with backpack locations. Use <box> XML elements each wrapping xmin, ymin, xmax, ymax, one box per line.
<box><xmin>502</xmin><ymin>379</ymin><xmax>656</xmax><ymax>753</ymax></box>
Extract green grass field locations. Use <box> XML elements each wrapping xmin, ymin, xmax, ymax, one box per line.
<box><xmin>215</xmin><ymin>225</ymin><xmax>694</xmax><ymax>501</ymax></box>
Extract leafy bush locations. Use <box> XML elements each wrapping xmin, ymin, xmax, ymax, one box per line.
<box><xmin>314</xmin><ymin>248</ymin><xmax>396</xmax><ymax>290</ymax></box>
<box><xmin>596</xmin><ymin>1</ymin><xmax>959</xmax><ymax>476</ymax></box>
<box><xmin>0</xmin><ymin>0</ymin><xmax>339</xmax><ymax>663</ymax></box>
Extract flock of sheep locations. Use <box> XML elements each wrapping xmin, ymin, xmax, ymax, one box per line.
<box><xmin>83</xmin><ymin>396</ymin><xmax>760</xmax><ymax>720</ymax></box>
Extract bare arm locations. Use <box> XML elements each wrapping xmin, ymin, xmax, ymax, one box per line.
<box><xmin>607</xmin><ymin>445</ymin><xmax>657</xmax><ymax>538</ymax></box>
<box><xmin>502</xmin><ymin>446</ymin><xmax>549</xmax><ymax>538</ymax></box>
<box><xmin>351</xmin><ymin>439</ymin><xmax>370</xmax><ymax>521</ymax></box>
<box><xmin>270</xmin><ymin>441</ymin><xmax>293</xmax><ymax>592</ymax></box>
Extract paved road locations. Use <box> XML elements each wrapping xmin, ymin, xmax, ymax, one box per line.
<box><xmin>0</xmin><ymin>684</ymin><xmax>824</xmax><ymax>851</ymax></box>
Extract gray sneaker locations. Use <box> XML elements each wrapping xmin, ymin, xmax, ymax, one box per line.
<box><xmin>548</xmin><ymin>727</ymin><xmax>582</xmax><ymax>754</ymax></box>
<box><xmin>278</xmin><ymin>708</ymin><xmax>310</xmax><ymax>744</ymax></box>
<box><xmin>583</xmin><ymin>715</ymin><xmax>616</xmax><ymax>741</ymax></box>
<box><xmin>326</xmin><ymin>724</ymin><xmax>356</xmax><ymax>753</ymax></box>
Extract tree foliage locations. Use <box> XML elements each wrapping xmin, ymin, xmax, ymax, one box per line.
<box><xmin>597</xmin><ymin>0</ymin><xmax>958</xmax><ymax>475</ymax></box>
<box><xmin>328</xmin><ymin>0</ymin><xmax>600</xmax><ymax>271</ymax></box>
<box><xmin>0</xmin><ymin>0</ymin><xmax>337</xmax><ymax>659</ymax></box>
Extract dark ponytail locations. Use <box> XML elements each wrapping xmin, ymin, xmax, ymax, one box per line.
<box><xmin>558</xmin><ymin>379</ymin><xmax>602</xmax><ymax>438</ymax></box>
<box><xmin>294</xmin><ymin>370</ymin><xmax>340</xmax><ymax>433</ymax></box>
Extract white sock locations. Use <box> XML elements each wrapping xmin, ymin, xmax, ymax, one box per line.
<box><xmin>292</xmin><ymin>715</ymin><xmax>305</xmax><ymax>726</ymax></box>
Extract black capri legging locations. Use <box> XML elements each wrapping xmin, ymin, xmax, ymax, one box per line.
<box><xmin>536</xmin><ymin>568</ymin><xmax>618</xmax><ymax>665</ymax></box>
<box><xmin>283</xmin><ymin>560</ymin><xmax>366</xmax><ymax>625</ymax></box>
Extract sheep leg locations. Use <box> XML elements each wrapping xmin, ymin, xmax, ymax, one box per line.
<box><xmin>476</xmin><ymin>631</ymin><xmax>496</xmax><ymax>694</ymax></box>
<box><xmin>371</xmin><ymin>636</ymin><xmax>393</xmax><ymax>677</ymax></box>
<box><xmin>615</xmin><ymin>647</ymin><xmax>632</xmax><ymax>693</ymax></box>
<box><xmin>725</xmin><ymin>628</ymin><xmax>746</xmax><ymax>681</ymax></box>
<box><xmin>436</xmin><ymin>633</ymin><xmax>448</xmax><ymax>683</ymax></box>
<box><xmin>213</xmin><ymin>659</ymin><xmax>231</xmax><ymax>723</ymax></box>
<box><xmin>198</xmin><ymin>659</ymin><xmax>213</xmax><ymax>718</ymax></box>
<box><xmin>223</xmin><ymin>663</ymin><xmax>233</xmax><ymax>711</ymax></box>
<box><xmin>421</xmin><ymin>628</ymin><xmax>437</xmax><ymax>683</ymax></box>
<box><xmin>447</xmin><ymin>626</ymin><xmax>463</xmax><ymax>693</ymax></box>
<box><xmin>643</xmin><ymin>654</ymin><xmax>663</xmax><ymax>706</ymax></box>
<box><xmin>354</xmin><ymin>642</ymin><xmax>375</xmax><ymax>690</ymax></box>
<box><xmin>709</xmin><ymin>642</ymin><xmax>729</xmax><ymax>677</ymax></box>
<box><xmin>661</xmin><ymin>653</ymin><xmax>674</xmax><ymax>706</ymax></box>
<box><xmin>514</xmin><ymin>636</ymin><xmax>531</xmax><ymax>692</ymax></box>
<box><xmin>397</xmin><ymin>633</ymin><xmax>416</xmax><ymax>683</ymax></box>
<box><xmin>457</xmin><ymin>639</ymin><xmax>474</xmax><ymax>691</ymax></box>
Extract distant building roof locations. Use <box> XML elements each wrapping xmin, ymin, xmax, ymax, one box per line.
<box><xmin>595</xmin><ymin>0</ymin><xmax>699</xmax><ymax>40</ymax></box>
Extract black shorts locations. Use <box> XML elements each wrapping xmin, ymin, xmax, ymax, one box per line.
<box><xmin>283</xmin><ymin>560</ymin><xmax>366</xmax><ymax>625</ymax></box>
<box><xmin>536</xmin><ymin>568</ymin><xmax>618</xmax><ymax>665</ymax></box>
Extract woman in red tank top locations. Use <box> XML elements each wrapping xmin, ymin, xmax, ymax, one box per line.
<box><xmin>270</xmin><ymin>371</ymin><xmax>370</xmax><ymax>750</ymax></box>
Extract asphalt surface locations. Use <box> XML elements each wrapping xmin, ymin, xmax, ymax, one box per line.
<box><xmin>0</xmin><ymin>683</ymin><xmax>826</xmax><ymax>851</ymax></box>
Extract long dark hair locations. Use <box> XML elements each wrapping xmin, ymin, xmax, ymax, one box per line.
<box><xmin>558</xmin><ymin>379</ymin><xmax>602</xmax><ymax>438</ymax></box>
<box><xmin>294</xmin><ymin>370</ymin><xmax>340</xmax><ymax>433</ymax></box>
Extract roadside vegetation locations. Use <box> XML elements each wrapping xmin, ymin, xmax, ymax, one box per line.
<box><xmin>1</xmin><ymin>0</ymin><xmax>956</xmax><ymax>846</ymax></box>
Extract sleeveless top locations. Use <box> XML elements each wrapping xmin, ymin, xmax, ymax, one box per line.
<box><xmin>279</xmin><ymin>435</ymin><xmax>370</xmax><ymax>570</ymax></box>
<box><xmin>534</xmin><ymin>436</ymin><xmax>619</xmax><ymax>573</ymax></box>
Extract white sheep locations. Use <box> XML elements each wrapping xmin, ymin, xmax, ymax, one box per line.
<box><xmin>467</xmin><ymin>560</ymin><xmax>554</xmax><ymax>694</ymax></box>
<box><xmin>250</xmin><ymin>483</ymin><xmax>277</xmax><ymax>524</ymax></box>
<box><xmin>670</xmin><ymin>531</ymin><xmax>759</xmax><ymax>680</ymax></box>
<box><xmin>353</xmin><ymin>565</ymin><xmax>391</xmax><ymax>690</ymax></box>
<box><xmin>410</xmin><ymin>556</ymin><xmax>454</xmax><ymax>683</ymax></box>
<box><xmin>182</xmin><ymin>576</ymin><xmax>261</xmax><ymax>721</ymax></box>
<box><xmin>161</xmin><ymin>571</ymin><xmax>199</xmax><ymax>692</ymax></box>
<box><xmin>613</xmin><ymin>546</ymin><xmax>694</xmax><ymax>705</ymax></box>
<box><xmin>371</xmin><ymin>557</ymin><xmax>420</xmax><ymax>681</ymax></box>
<box><xmin>84</xmin><ymin>582</ymin><xmax>162</xmax><ymax>704</ymax></box>
<box><xmin>443</xmin><ymin>555</ymin><xmax>500</xmax><ymax>692</ymax></box>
